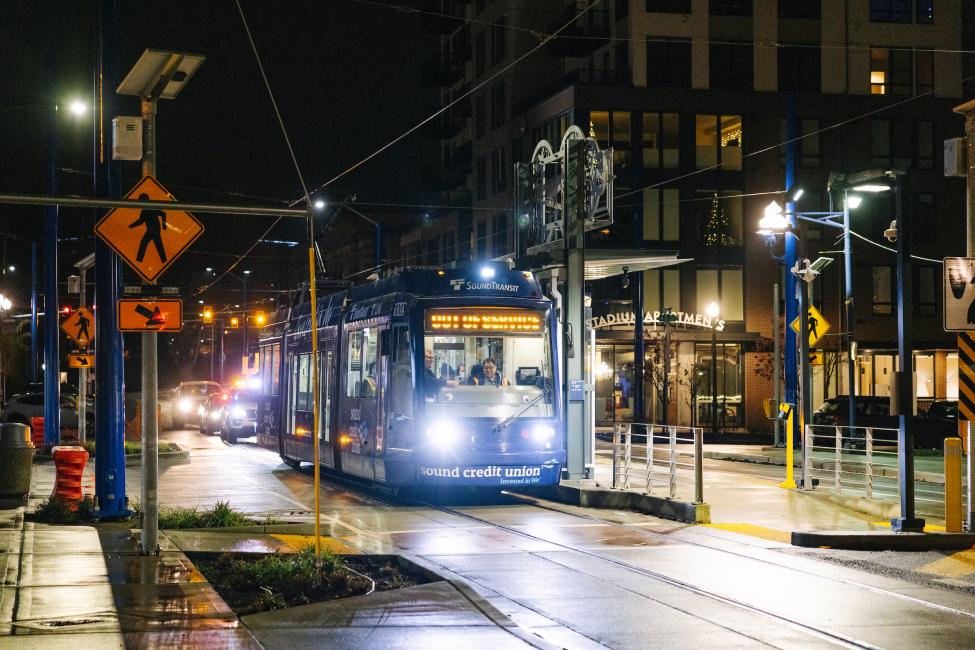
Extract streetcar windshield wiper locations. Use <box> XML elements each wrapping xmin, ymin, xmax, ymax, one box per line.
<box><xmin>492</xmin><ymin>391</ymin><xmax>546</xmax><ymax>433</ymax></box>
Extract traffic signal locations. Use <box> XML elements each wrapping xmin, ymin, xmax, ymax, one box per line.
<box><xmin>202</xmin><ymin>305</ymin><xmax>214</xmax><ymax>324</ymax></box>
<box><xmin>255</xmin><ymin>310</ymin><xmax>266</xmax><ymax>326</ymax></box>
<box><xmin>60</xmin><ymin>305</ymin><xmax>73</xmax><ymax>317</ymax></box>
<box><xmin>229</xmin><ymin>316</ymin><xmax>240</xmax><ymax>328</ymax></box>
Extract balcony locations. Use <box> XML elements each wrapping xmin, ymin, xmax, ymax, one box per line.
<box><xmin>423</xmin><ymin>162</ymin><xmax>469</xmax><ymax>191</ymax></box>
<box><xmin>545</xmin><ymin>4</ymin><xmax>609</xmax><ymax>57</ymax></box>
<box><xmin>422</xmin><ymin>53</ymin><xmax>466</xmax><ymax>86</ymax></box>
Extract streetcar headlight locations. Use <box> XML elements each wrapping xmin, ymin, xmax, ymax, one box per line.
<box><xmin>178</xmin><ymin>398</ymin><xmax>193</xmax><ymax>413</ymax></box>
<box><xmin>425</xmin><ymin>420</ymin><xmax>459</xmax><ymax>448</ymax></box>
<box><xmin>531</xmin><ymin>425</ymin><xmax>555</xmax><ymax>442</ymax></box>
<box><xmin>479</xmin><ymin>266</ymin><xmax>495</xmax><ymax>279</ymax></box>
<box><xmin>231</xmin><ymin>406</ymin><xmax>246</xmax><ymax>419</ymax></box>
<box><xmin>247</xmin><ymin>378</ymin><xmax>260</xmax><ymax>389</ymax></box>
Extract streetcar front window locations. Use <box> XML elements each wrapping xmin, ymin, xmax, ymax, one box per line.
<box><xmin>422</xmin><ymin>307</ymin><xmax>554</xmax><ymax>420</ymax></box>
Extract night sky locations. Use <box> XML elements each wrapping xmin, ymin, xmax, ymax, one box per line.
<box><xmin>0</xmin><ymin>1</ymin><xmax>436</xmax><ymax>387</ymax></box>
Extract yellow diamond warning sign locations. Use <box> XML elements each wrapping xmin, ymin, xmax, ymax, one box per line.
<box><xmin>61</xmin><ymin>306</ymin><xmax>95</xmax><ymax>348</ymax></box>
<box><xmin>790</xmin><ymin>305</ymin><xmax>831</xmax><ymax>348</ymax></box>
<box><xmin>94</xmin><ymin>177</ymin><xmax>204</xmax><ymax>284</ymax></box>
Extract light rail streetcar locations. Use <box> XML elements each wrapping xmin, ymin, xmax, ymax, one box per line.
<box><xmin>252</xmin><ymin>262</ymin><xmax>565</xmax><ymax>489</ymax></box>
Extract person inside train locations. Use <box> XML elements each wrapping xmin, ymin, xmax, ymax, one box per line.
<box><xmin>361</xmin><ymin>362</ymin><xmax>377</xmax><ymax>397</ymax></box>
<box><xmin>469</xmin><ymin>357</ymin><xmax>509</xmax><ymax>387</ymax></box>
<box><xmin>424</xmin><ymin>349</ymin><xmax>457</xmax><ymax>399</ymax></box>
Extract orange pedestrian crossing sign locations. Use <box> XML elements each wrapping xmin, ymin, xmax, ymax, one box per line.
<box><xmin>790</xmin><ymin>305</ymin><xmax>831</xmax><ymax>348</ymax></box>
<box><xmin>61</xmin><ymin>306</ymin><xmax>95</xmax><ymax>348</ymax></box>
<box><xmin>68</xmin><ymin>354</ymin><xmax>95</xmax><ymax>369</ymax></box>
<box><xmin>94</xmin><ymin>177</ymin><xmax>204</xmax><ymax>284</ymax></box>
<box><xmin>117</xmin><ymin>298</ymin><xmax>183</xmax><ymax>332</ymax></box>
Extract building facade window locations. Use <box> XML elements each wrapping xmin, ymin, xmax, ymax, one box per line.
<box><xmin>871</xmin><ymin>47</ymin><xmax>932</xmax><ymax>95</ymax></box>
<box><xmin>491</xmin><ymin>147</ymin><xmax>506</xmax><ymax>193</ymax></box>
<box><xmin>696</xmin><ymin>266</ymin><xmax>744</xmax><ymax>321</ymax></box>
<box><xmin>778</xmin><ymin>45</ymin><xmax>821</xmax><ymax>92</ymax></box>
<box><xmin>916</xmin><ymin>265</ymin><xmax>936</xmax><ymax>316</ymax></box>
<box><xmin>697</xmin><ymin>191</ymin><xmax>743</xmax><ymax>247</ymax></box>
<box><xmin>591</xmin><ymin>110</ymin><xmax>633</xmax><ymax>171</ymax></box>
<box><xmin>695</xmin><ymin>114</ymin><xmax>742</xmax><ymax>171</ymax></box>
<box><xmin>474</xmin><ymin>31</ymin><xmax>486</xmax><ymax>77</ymax></box>
<box><xmin>779</xmin><ymin>0</ymin><xmax>820</xmax><ymax>18</ymax></box>
<box><xmin>778</xmin><ymin>118</ymin><xmax>821</xmax><ymax>167</ymax></box>
<box><xmin>426</xmin><ymin>239</ymin><xmax>439</xmax><ymax>265</ymax></box>
<box><xmin>710</xmin><ymin>0</ymin><xmax>752</xmax><ymax>16</ymax></box>
<box><xmin>710</xmin><ymin>42</ymin><xmax>753</xmax><ymax>90</ymax></box>
<box><xmin>476</xmin><ymin>156</ymin><xmax>487</xmax><ymax>200</ymax></box>
<box><xmin>913</xmin><ymin>193</ymin><xmax>935</xmax><ymax>243</ymax></box>
<box><xmin>643</xmin><ymin>188</ymin><xmax>680</xmax><ymax>241</ymax></box>
<box><xmin>490</xmin><ymin>82</ymin><xmax>506</xmax><ymax>129</ymax></box>
<box><xmin>642</xmin><ymin>112</ymin><xmax>679</xmax><ymax>169</ymax></box>
<box><xmin>646</xmin><ymin>0</ymin><xmax>690</xmax><ymax>12</ymax></box>
<box><xmin>491</xmin><ymin>16</ymin><xmax>506</xmax><ymax>65</ymax></box>
<box><xmin>870</xmin><ymin>0</ymin><xmax>933</xmax><ymax>24</ymax></box>
<box><xmin>492</xmin><ymin>214</ymin><xmax>508</xmax><ymax>256</ymax></box>
<box><xmin>646</xmin><ymin>38</ymin><xmax>691</xmax><ymax>88</ymax></box>
<box><xmin>872</xmin><ymin>119</ymin><xmax>931</xmax><ymax>168</ymax></box>
<box><xmin>643</xmin><ymin>268</ymin><xmax>681</xmax><ymax>312</ymax></box>
<box><xmin>459</xmin><ymin>226</ymin><xmax>473</xmax><ymax>260</ymax></box>
<box><xmin>476</xmin><ymin>221</ymin><xmax>487</xmax><ymax>258</ymax></box>
<box><xmin>475</xmin><ymin>94</ymin><xmax>485</xmax><ymax>138</ymax></box>
<box><xmin>443</xmin><ymin>231</ymin><xmax>456</xmax><ymax>263</ymax></box>
<box><xmin>872</xmin><ymin>266</ymin><xmax>894</xmax><ymax>314</ymax></box>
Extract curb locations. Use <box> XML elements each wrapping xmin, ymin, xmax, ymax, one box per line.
<box><xmin>797</xmin><ymin>490</ymin><xmax>902</xmax><ymax>520</ymax></box>
<box><xmin>521</xmin><ymin>483</ymin><xmax>710</xmax><ymax>524</ymax></box>
<box><xmin>792</xmin><ymin>529</ymin><xmax>975</xmax><ymax>550</ymax></box>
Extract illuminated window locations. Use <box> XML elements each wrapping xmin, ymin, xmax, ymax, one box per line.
<box><xmin>871</xmin><ymin>47</ymin><xmax>915</xmax><ymax>95</ymax></box>
<box><xmin>642</xmin><ymin>188</ymin><xmax>680</xmax><ymax>241</ymax></box>
<box><xmin>696</xmin><ymin>114</ymin><xmax>742</xmax><ymax>170</ymax></box>
<box><xmin>590</xmin><ymin>110</ymin><xmax>631</xmax><ymax>171</ymax></box>
<box><xmin>345</xmin><ymin>328</ymin><xmax>378</xmax><ymax>398</ymax></box>
<box><xmin>696</xmin><ymin>267</ymin><xmax>743</xmax><ymax>320</ymax></box>
<box><xmin>872</xmin><ymin>267</ymin><xmax>893</xmax><ymax>315</ymax></box>
<box><xmin>644</xmin><ymin>268</ymin><xmax>681</xmax><ymax>313</ymax></box>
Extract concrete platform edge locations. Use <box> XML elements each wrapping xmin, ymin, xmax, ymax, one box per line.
<box><xmin>520</xmin><ymin>483</ymin><xmax>710</xmax><ymax>524</ymax></box>
<box><xmin>791</xmin><ymin>530</ymin><xmax>975</xmax><ymax>550</ymax></box>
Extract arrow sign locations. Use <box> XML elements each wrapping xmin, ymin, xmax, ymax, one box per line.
<box><xmin>68</xmin><ymin>354</ymin><xmax>95</xmax><ymax>369</ymax></box>
<box><xmin>94</xmin><ymin>177</ymin><xmax>204</xmax><ymax>284</ymax></box>
<box><xmin>117</xmin><ymin>298</ymin><xmax>183</xmax><ymax>332</ymax></box>
<box><xmin>61</xmin><ymin>306</ymin><xmax>95</xmax><ymax>348</ymax></box>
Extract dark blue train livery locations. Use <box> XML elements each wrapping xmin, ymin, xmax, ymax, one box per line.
<box><xmin>253</xmin><ymin>261</ymin><xmax>565</xmax><ymax>488</ymax></box>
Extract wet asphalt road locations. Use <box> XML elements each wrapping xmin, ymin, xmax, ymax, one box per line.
<box><xmin>142</xmin><ymin>428</ymin><xmax>975</xmax><ymax>649</ymax></box>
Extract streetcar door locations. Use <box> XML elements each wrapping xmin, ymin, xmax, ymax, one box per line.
<box><xmin>373</xmin><ymin>327</ymin><xmax>391</xmax><ymax>482</ymax></box>
<box><xmin>341</xmin><ymin>325</ymin><xmax>379</xmax><ymax>479</ymax></box>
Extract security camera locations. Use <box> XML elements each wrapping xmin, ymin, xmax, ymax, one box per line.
<box><xmin>621</xmin><ymin>266</ymin><xmax>630</xmax><ymax>289</ymax></box>
<box><xmin>791</xmin><ymin>258</ymin><xmax>820</xmax><ymax>283</ymax></box>
<box><xmin>884</xmin><ymin>220</ymin><xmax>897</xmax><ymax>242</ymax></box>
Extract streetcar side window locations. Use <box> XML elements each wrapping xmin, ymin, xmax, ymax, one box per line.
<box><xmin>388</xmin><ymin>326</ymin><xmax>413</xmax><ymax>421</ymax></box>
<box><xmin>296</xmin><ymin>353</ymin><xmax>312</xmax><ymax>411</ymax></box>
<box><xmin>345</xmin><ymin>327</ymin><xmax>378</xmax><ymax>398</ymax></box>
<box><xmin>271</xmin><ymin>343</ymin><xmax>281</xmax><ymax>396</ymax></box>
<box><xmin>260</xmin><ymin>347</ymin><xmax>271</xmax><ymax>394</ymax></box>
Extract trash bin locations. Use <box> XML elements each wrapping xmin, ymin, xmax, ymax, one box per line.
<box><xmin>0</xmin><ymin>423</ymin><xmax>34</xmax><ymax>497</ymax></box>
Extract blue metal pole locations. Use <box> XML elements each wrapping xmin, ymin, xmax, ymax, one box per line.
<box><xmin>633</xmin><ymin>272</ymin><xmax>644</xmax><ymax>424</ymax></box>
<box><xmin>784</xmin><ymin>95</ymin><xmax>799</xmax><ymax>444</ymax></box>
<box><xmin>30</xmin><ymin>242</ymin><xmax>38</xmax><ymax>384</ymax></box>
<box><xmin>843</xmin><ymin>191</ymin><xmax>856</xmax><ymax>432</ymax></box>
<box><xmin>43</xmin><ymin>98</ymin><xmax>61</xmax><ymax>447</ymax></box>
<box><xmin>93</xmin><ymin>0</ymin><xmax>128</xmax><ymax>518</ymax></box>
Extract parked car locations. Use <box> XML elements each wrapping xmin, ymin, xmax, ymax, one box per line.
<box><xmin>2</xmin><ymin>392</ymin><xmax>94</xmax><ymax>430</ymax></box>
<box><xmin>811</xmin><ymin>396</ymin><xmax>953</xmax><ymax>449</ymax></box>
<box><xmin>197</xmin><ymin>390</ymin><xmax>230</xmax><ymax>435</ymax></box>
<box><xmin>219</xmin><ymin>388</ymin><xmax>260</xmax><ymax>444</ymax></box>
<box><xmin>923</xmin><ymin>400</ymin><xmax>958</xmax><ymax>431</ymax></box>
<box><xmin>173</xmin><ymin>381</ymin><xmax>223</xmax><ymax>427</ymax></box>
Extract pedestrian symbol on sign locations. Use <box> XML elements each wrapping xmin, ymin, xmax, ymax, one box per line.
<box><xmin>129</xmin><ymin>194</ymin><xmax>168</xmax><ymax>263</ymax></box>
<box><xmin>944</xmin><ymin>258</ymin><xmax>975</xmax><ymax>331</ymax></box>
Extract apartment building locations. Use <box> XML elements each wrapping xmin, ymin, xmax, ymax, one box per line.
<box><xmin>407</xmin><ymin>0</ymin><xmax>970</xmax><ymax>433</ymax></box>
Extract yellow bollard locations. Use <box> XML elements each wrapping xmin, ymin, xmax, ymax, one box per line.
<box><xmin>945</xmin><ymin>437</ymin><xmax>963</xmax><ymax>533</ymax></box>
<box><xmin>778</xmin><ymin>403</ymin><xmax>797</xmax><ymax>489</ymax></box>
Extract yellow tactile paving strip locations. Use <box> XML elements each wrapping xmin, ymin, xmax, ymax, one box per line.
<box><xmin>270</xmin><ymin>534</ymin><xmax>363</xmax><ymax>555</ymax></box>
<box><xmin>702</xmin><ymin>523</ymin><xmax>792</xmax><ymax>544</ymax></box>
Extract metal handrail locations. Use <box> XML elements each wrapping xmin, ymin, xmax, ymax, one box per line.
<box><xmin>611</xmin><ymin>423</ymin><xmax>704</xmax><ymax>504</ymax></box>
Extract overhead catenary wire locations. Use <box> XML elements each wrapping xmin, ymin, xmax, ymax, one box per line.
<box><xmin>300</xmin><ymin>0</ymin><xmax>607</xmax><ymax>201</ymax></box>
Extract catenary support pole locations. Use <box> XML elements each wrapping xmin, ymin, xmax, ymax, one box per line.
<box><xmin>78</xmin><ymin>265</ymin><xmax>87</xmax><ymax>445</ymax></box>
<box><xmin>30</xmin><ymin>242</ymin><xmax>38</xmax><ymax>384</ymax></box>
<box><xmin>564</xmin><ymin>138</ymin><xmax>588</xmax><ymax>478</ymax></box>
<box><xmin>892</xmin><ymin>174</ymin><xmax>924</xmax><ymax>532</ymax></box>
<box><xmin>844</xmin><ymin>190</ymin><xmax>857</xmax><ymax>433</ymax></box>
<box><xmin>957</xmin><ymin>100</ymin><xmax>975</xmax><ymax>532</ymax></box>
<box><xmin>43</xmin><ymin>79</ymin><xmax>61</xmax><ymax>447</ymax></box>
<box><xmin>93</xmin><ymin>0</ymin><xmax>128</xmax><ymax>519</ymax></box>
<box><xmin>633</xmin><ymin>272</ymin><xmax>644</xmax><ymax>424</ymax></box>
<box><xmin>784</xmin><ymin>94</ymin><xmax>800</xmax><ymax>449</ymax></box>
<box><xmin>139</xmin><ymin>95</ymin><xmax>160</xmax><ymax>554</ymax></box>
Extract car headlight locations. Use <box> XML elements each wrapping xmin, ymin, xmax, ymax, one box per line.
<box><xmin>531</xmin><ymin>425</ymin><xmax>556</xmax><ymax>442</ymax></box>
<box><xmin>425</xmin><ymin>420</ymin><xmax>459</xmax><ymax>448</ymax></box>
<box><xmin>210</xmin><ymin>410</ymin><xmax>222</xmax><ymax>421</ymax></box>
<box><xmin>231</xmin><ymin>406</ymin><xmax>246</xmax><ymax>419</ymax></box>
<box><xmin>178</xmin><ymin>398</ymin><xmax>193</xmax><ymax>413</ymax></box>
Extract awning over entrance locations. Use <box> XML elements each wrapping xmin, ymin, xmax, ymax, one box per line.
<box><xmin>584</xmin><ymin>249</ymin><xmax>690</xmax><ymax>281</ymax></box>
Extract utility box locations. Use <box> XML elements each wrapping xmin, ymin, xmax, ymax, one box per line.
<box><xmin>66</xmin><ymin>275</ymin><xmax>81</xmax><ymax>295</ymax></box>
<box><xmin>944</xmin><ymin>137</ymin><xmax>966</xmax><ymax>177</ymax></box>
<box><xmin>112</xmin><ymin>116</ymin><xmax>143</xmax><ymax>161</ymax></box>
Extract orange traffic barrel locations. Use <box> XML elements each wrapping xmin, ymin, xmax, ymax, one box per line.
<box><xmin>29</xmin><ymin>417</ymin><xmax>44</xmax><ymax>448</ymax></box>
<box><xmin>51</xmin><ymin>446</ymin><xmax>89</xmax><ymax>507</ymax></box>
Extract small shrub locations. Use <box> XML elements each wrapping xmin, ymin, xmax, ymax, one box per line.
<box><xmin>31</xmin><ymin>496</ymin><xmax>96</xmax><ymax>524</ymax></box>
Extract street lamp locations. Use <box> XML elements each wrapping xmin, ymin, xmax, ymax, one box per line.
<box><xmin>705</xmin><ymin>302</ymin><xmax>720</xmax><ymax>437</ymax></box>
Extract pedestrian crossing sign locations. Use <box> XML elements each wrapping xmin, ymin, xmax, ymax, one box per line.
<box><xmin>61</xmin><ymin>306</ymin><xmax>95</xmax><ymax>348</ymax></box>
<box><xmin>790</xmin><ymin>305</ymin><xmax>831</xmax><ymax>348</ymax></box>
<box><xmin>94</xmin><ymin>176</ymin><xmax>204</xmax><ymax>284</ymax></box>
